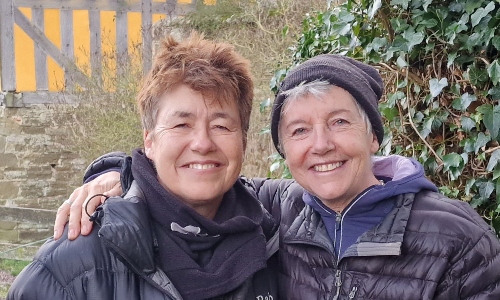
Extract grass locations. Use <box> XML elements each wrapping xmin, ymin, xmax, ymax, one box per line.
<box><xmin>0</xmin><ymin>258</ymin><xmax>30</xmax><ymax>299</ymax></box>
<box><xmin>0</xmin><ymin>258</ymin><xmax>30</xmax><ymax>277</ymax></box>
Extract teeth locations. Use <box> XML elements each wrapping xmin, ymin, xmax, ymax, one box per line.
<box><xmin>189</xmin><ymin>164</ymin><xmax>216</xmax><ymax>170</ymax></box>
<box><xmin>314</xmin><ymin>162</ymin><xmax>343</xmax><ymax>172</ymax></box>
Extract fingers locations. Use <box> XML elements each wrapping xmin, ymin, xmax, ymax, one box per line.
<box><xmin>53</xmin><ymin>171</ymin><xmax>122</xmax><ymax>240</ymax></box>
<box><xmin>54</xmin><ymin>199</ymin><xmax>71</xmax><ymax>240</ymax></box>
<box><xmin>66</xmin><ymin>186</ymin><xmax>87</xmax><ymax>240</ymax></box>
<box><xmin>67</xmin><ymin>171</ymin><xmax>122</xmax><ymax>240</ymax></box>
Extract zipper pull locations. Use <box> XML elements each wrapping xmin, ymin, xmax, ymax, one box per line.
<box><xmin>348</xmin><ymin>286</ymin><xmax>358</xmax><ymax>299</ymax></box>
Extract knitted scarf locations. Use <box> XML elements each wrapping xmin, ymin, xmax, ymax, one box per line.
<box><xmin>131</xmin><ymin>149</ymin><xmax>267</xmax><ymax>300</ymax></box>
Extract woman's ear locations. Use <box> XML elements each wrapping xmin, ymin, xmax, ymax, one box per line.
<box><xmin>143</xmin><ymin>130</ymin><xmax>154</xmax><ymax>160</ymax></box>
<box><xmin>370</xmin><ymin>132</ymin><xmax>380</xmax><ymax>154</ymax></box>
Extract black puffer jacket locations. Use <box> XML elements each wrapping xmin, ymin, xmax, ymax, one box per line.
<box><xmin>252</xmin><ymin>171</ymin><xmax>500</xmax><ymax>299</ymax></box>
<box><xmin>44</xmin><ymin>152</ymin><xmax>500</xmax><ymax>299</ymax></box>
<box><xmin>8</xmin><ymin>183</ymin><xmax>278</xmax><ymax>300</ymax></box>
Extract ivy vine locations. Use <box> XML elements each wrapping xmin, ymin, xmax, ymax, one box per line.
<box><xmin>266</xmin><ymin>0</ymin><xmax>500</xmax><ymax>235</ymax></box>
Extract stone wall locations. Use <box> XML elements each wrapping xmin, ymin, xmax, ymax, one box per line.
<box><xmin>0</xmin><ymin>104</ymin><xmax>87</xmax><ymax>247</ymax></box>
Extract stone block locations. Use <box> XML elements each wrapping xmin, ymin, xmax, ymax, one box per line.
<box><xmin>0</xmin><ymin>206</ymin><xmax>56</xmax><ymax>224</ymax></box>
<box><xmin>0</xmin><ymin>182</ymin><xmax>19</xmax><ymax>198</ymax></box>
<box><xmin>2</xmin><ymin>169</ymin><xmax>27</xmax><ymax>180</ymax></box>
<box><xmin>18</xmin><ymin>228</ymin><xmax>52</xmax><ymax>244</ymax></box>
<box><xmin>21</xmin><ymin>125</ymin><xmax>46</xmax><ymax>135</ymax></box>
<box><xmin>0</xmin><ymin>229</ymin><xmax>19</xmax><ymax>243</ymax></box>
<box><xmin>0</xmin><ymin>135</ymin><xmax>6</xmax><ymax>152</ymax></box>
<box><xmin>4</xmin><ymin>135</ymin><xmax>28</xmax><ymax>153</ymax></box>
<box><xmin>25</xmin><ymin>166</ymin><xmax>53</xmax><ymax>180</ymax></box>
<box><xmin>30</xmin><ymin>153</ymin><xmax>61</xmax><ymax>165</ymax></box>
<box><xmin>0</xmin><ymin>221</ymin><xmax>18</xmax><ymax>230</ymax></box>
<box><xmin>0</xmin><ymin>154</ymin><xmax>19</xmax><ymax>168</ymax></box>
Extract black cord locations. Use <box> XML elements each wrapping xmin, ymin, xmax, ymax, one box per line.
<box><xmin>85</xmin><ymin>193</ymin><xmax>109</xmax><ymax>218</ymax></box>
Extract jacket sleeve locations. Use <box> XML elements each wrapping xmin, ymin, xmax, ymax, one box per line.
<box><xmin>435</xmin><ymin>202</ymin><xmax>500</xmax><ymax>299</ymax></box>
<box><xmin>7</xmin><ymin>260</ymin><xmax>72</xmax><ymax>300</ymax></box>
<box><xmin>248</xmin><ymin>177</ymin><xmax>303</xmax><ymax>224</ymax></box>
<box><xmin>83</xmin><ymin>151</ymin><xmax>128</xmax><ymax>183</ymax></box>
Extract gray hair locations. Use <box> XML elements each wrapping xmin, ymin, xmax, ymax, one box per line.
<box><xmin>278</xmin><ymin>80</ymin><xmax>372</xmax><ymax>154</ymax></box>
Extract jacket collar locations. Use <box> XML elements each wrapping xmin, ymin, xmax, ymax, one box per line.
<box><xmin>283</xmin><ymin>192</ymin><xmax>415</xmax><ymax>258</ymax></box>
<box><xmin>96</xmin><ymin>181</ymin><xmax>183</xmax><ymax>299</ymax></box>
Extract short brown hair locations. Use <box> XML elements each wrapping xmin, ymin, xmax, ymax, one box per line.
<box><xmin>137</xmin><ymin>32</ymin><xmax>254</xmax><ymax>146</ymax></box>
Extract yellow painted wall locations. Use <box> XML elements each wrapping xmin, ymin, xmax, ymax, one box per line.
<box><xmin>14</xmin><ymin>7</ymin><xmax>170</xmax><ymax>91</ymax></box>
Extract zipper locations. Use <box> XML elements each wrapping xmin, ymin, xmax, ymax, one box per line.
<box><xmin>337</xmin><ymin>186</ymin><xmax>376</xmax><ymax>261</ymax></box>
<box><xmin>329</xmin><ymin>269</ymin><xmax>342</xmax><ymax>300</ymax></box>
<box><xmin>333</xmin><ymin>212</ymin><xmax>341</xmax><ymax>256</ymax></box>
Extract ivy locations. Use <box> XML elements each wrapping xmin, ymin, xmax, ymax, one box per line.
<box><xmin>266</xmin><ymin>0</ymin><xmax>500</xmax><ymax>236</ymax></box>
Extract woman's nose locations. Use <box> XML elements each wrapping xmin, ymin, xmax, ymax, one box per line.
<box><xmin>191</xmin><ymin>127</ymin><xmax>217</xmax><ymax>153</ymax></box>
<box><xmin>311</xmin><ymin>126</ymin><xmax>334</xmax><ymax>155</ymax></box>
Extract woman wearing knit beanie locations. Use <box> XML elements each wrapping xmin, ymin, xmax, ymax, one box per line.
<box><xmin>55</xmin><ymin>54</ymin><xmax>500</xmax><ymax>299</ymax></box>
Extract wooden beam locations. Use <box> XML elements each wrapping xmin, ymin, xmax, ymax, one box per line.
<box><xmin>13</xmin><ymin>7</ymin><xmax>88</xmax><ymax>86</ymax></box>
<box><xmin>1</xmin><ymin>0</ymin><xmax>16</xmax><ymax>91</ymax></box>
<box><xmin>61</xmin><ymin>8</ymin><xmax>75</xmax><ymax>89</ymax></box>
<box><xmin>21</xmin><ymin>91</ymin><xmax>78</xmax><ymax>105</ymax></box>
<box><xmin>89</xmin><ymin>9</ymin><xmax>102</xmax><ymax>81</ymax></box>
<box><xmin>33</xmin><ymin>7</ymin><xmax>48</xmax><ymax>91</ymax></box>
<box><xmin>14</xmin><ymin>0</ymin><xmax>189</xmax><ymax>13</ymax></box>
<box><xmin>116</xmin><ymin>9</ymin><xmax>128</xmax><ymax>77</ymax></box>
<box><xmin>141</xmin><ymin>0</ymin><xmax>152</xmax><ymax>75</ymax></box>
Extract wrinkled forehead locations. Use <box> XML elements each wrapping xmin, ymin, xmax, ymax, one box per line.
<box><xmin>279</xmin><ymin>84</ymin><xmax>358</xmax><ymax>119</ymax></box>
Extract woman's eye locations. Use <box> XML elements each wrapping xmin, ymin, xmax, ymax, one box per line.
<box><xmin>174</xmin><ymin>123</ymin><xmax>188</xmax><ymax>129</ymax></box>
<box><xmin>292</xmin><ymin>127</ymin><xmax>307</xmax><ymax>136</ymax></box>
<box><xmin>214</xmin><ymin>125</ymin><xmax>229</xmax><ymax>131</ymax></box>
<box><xmin>333</xmin><ymin>119</ymin><xmax>347</xmax><ymax>126</ymax></box>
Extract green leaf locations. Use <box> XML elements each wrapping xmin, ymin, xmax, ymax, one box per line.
<box><xmin>260</xmin><ymin>98</ymin><xmax>271</xmax><ymax>113</ymax></box>
<box><xmin>489</xmin><ymin>86</ymin><xmax>500</xmax><ymax>100</ymax></box>
<box><xmin>442</xmin><ymin>153</ymin><xmax>463</xmax><ymax>170</ymax></box>
<box><xmin>492</xmin><ymin>36</ymin><xmax>500</xmax><ymax>51</ymax></box>
<box><xmin>269</xmin><ymin>161</ymin><xmax>281</xmax><ymax>173</ymax></box>
<box><xmin>396</xmin><ymin>56</ymin><xmax>408</xmax><ymax>68</ymax></box>
<box><xmin>479</xmin><ymin>181</ymin><xmax>496</xmax><ymax>200</ymax></box>
<box><xmin>482</xmin><ymin>105</ymin><xmax>500</xmax><ymax>139</ymax></box>
<box><xmin>450</xmin><ymin>83</ymin><xmax>461</xmax><ymax>95</ymax></box>
<box><xmin>474</xmin><ymin>132</ymin><xmax>490</xmax><ymax>154</ymax></box>
<box><xmin>463</xmin><ymin>138</ymin><xmax>475</xmax><ymax>153</ymax></box>
<box><xmin>442</xmin><ymin>153</ymin><xmax>464</xmax><ymax>180</ymax></box>
<box><xmin>451</xmin><ymin>93</ymin><xmax>477</xmax><ymax>111</ymax></box>
<box><xmin>402</xmin><ymin>28</ymin><xmax>425</xmax><ymax>52</ymax></box>
<box><xmin>465</xmin><ymin>178</ymin><xmax>476</xmax><ymax>195</ymax></box>
<box><xmin>460</xmin><ymin>116</ymin><xmax>476</xmax><ymax>132</ymax></box>
<box><xmin>488</xmin><ymin>60</ymin><xmax>500</xmax><ymax>85</ymax></box>
<box><xmin>420</xmin><ymin>115</ymin><xmax>434</xmax><ymax>138</ymax></box>
<box><xmin>488</xmin><ymin>149</ymin><xmax>500</xmax><ymax>172</ymax></box>
<box><xmin>390</xmin><ymin>0</ymin><xmax>411</xmax><ymax>10</ymax></box>
<box><xmin>369</xmin><ymin>0</ymin><xmax>382</xmax><ymax>19</ymax></box>
<box><xmin>494</xmin><ymin>166</ymin><xmax>500</xmax><ymax>180</ymax></box>
<box><xmin>468</xmin><ymin>65</ymin><xmax>489</xmax><ymax>86</ymax></box>
<box><xmin>429</xmin><ymin>78</ymin><xmax>448</xmax><ymax>98</ymax></box>
<box><xmin>421</xmin><ymin>0</ymin><xmax>433</xmax><ymax>11</ymax></box>
<box><xmin>471</xmin><ymin>2</ymin><xmax>495</xmax><ymax>27</ymax></box>
<box><xmin>447</xmin><ymin>52</ymin><xmax>458</xmax><ymax>68</ymax></box>
<box><xmin>465</xmin><ymin>1</ymin><xmax>486</xmax><ymax>14</ymax></box>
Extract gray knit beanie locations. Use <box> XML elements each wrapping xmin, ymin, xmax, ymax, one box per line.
<box><xmin>271</xmin><ymin>54</ymin><xmax>384</xmax><ymax>157</ymax></box>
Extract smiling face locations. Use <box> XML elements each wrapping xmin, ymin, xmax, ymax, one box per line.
<box><xmin>144</xmin><ymin>84</ymin><xmax>244</xmax><ymax>217</ymax></box>
<box><xmin>280</xmin><ymin>85</ymin><xmax>380</xmax><ymax>211</ymax></box>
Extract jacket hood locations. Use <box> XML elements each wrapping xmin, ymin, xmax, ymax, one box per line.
<box><xmin>303</xmin><ymin>155</ymin><xmax>437</xmax><ymax>257</ymax></box>
<box><xmin>305</xmin><ymin>155</ymin><xmax>437</xmax><ymax>216</ymax></box>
